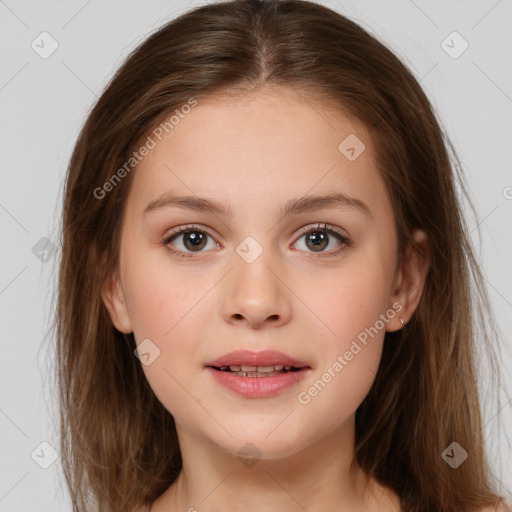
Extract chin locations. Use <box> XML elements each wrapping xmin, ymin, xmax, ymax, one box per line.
<box><xmin>208</xmin><ymin>424</ymin><xmax>310</xmax><ymax>463</ymax></box>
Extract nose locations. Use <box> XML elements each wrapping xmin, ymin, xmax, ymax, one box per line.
<box><xmin>221</xmin><ymin>249</ymin><xmax>292</xmax><ymax>329</ymax></box>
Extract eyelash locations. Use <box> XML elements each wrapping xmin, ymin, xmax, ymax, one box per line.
<box><xmin>161</xmin><ymin>223</ymin><xmax>351</xmax><ymax>259</ymax></box>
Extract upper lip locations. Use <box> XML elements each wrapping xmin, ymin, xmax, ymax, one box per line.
<box><xmin>205</xmin><ymin>349</ymin><xmax>310</xmax><ymax>368</ymax></box>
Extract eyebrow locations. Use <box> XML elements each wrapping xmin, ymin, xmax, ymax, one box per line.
<box><xmin>142</xmin><ymin>191</ymin><xmax>372</xmax><ymax>218</ymax></box>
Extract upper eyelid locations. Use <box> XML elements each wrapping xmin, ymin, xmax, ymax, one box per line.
<box><xmin>163</xmin><ymin>223</ymin><xmax>215</xmax><ymax>241</ymax></box>
<box><xmin>295</xmin><ymin>223</ymin><xmax>347</xmax><ymax>238</ymax></box>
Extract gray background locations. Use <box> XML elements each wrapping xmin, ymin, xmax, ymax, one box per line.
<box><xmin>1</xmin><ymin>0</ymin><xmax>511</xmax><ymax>510</ymax></box>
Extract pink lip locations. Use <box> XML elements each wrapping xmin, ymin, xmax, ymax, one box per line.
<box><xmin>204</xmin><ymin>349</ymin><xmax>310</xmax><ymax>368</ymax></box>
<box><xmin>205</xmin><ymin>366</ymin><xmax>311</xmax><ymax>398</ymax></box>
<box><xmin>204</xmin><ymin>349</ymin><xmax>311</xmax><ymax>398</ymax></box>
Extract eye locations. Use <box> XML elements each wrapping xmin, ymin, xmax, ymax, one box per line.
<box><xmin>293</xmin><ymin>223</ymin><xmax>350</xmax><ymax>256</ymax></box>
<box><xmin>162</xmin><ymin>224</ymin><xmax>218</xmax><ymax>258</ymax></box>
<box><xmin>161</xmin><ymin>222</ymin><xmax>350</xmax><ymax>259</ymax></box>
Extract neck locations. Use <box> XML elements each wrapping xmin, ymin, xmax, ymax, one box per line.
<box><xmin>151</xmin><ymin>416</ymin><xmax>398</xmax><ymax>512</ymax></box>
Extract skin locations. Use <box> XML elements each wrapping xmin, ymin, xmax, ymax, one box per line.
<box><xmin>103</xmin><ymin>86</ymin><xmax>431</xmax><ymax>512</ymax></box>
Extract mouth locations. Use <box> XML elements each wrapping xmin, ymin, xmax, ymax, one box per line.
<box><xmin>204</xmin><ymin>349</ymin><xmax>311</xmax><ymax>376</ymax></box>
<box><xmin>204</xmin><ymin>350</ymin><xmax>312</xmax><ymax>397</ymax></box>
<box><xmin>209</xmin><ymin>364</ymin><xmax>308</xmax><ymax>378</ymax></box>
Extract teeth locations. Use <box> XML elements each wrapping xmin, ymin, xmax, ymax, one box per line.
<box><xmin>221</xmin><ymin>364</ymin><xmax>297</xmax><ymax>373</ymax></box>
<box><xmin>256</xmin><ymin>365</ymin><xmax>276</xmax><ymax>373</ymax></box>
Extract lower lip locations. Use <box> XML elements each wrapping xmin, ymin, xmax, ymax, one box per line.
<box><xmin>205</xmin><ymin>367</ymin><xmax>310</xmax><ymax>398</ymax></box>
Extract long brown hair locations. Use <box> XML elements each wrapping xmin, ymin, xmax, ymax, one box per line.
<box><xmin>52</xmin><ymin>1</ymin><xmax>510</xmax><ymax>510</ymax></box>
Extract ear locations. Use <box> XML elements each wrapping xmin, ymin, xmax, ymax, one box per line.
<box><xmin>101</xmin><ymin>271</ymin><xmax>133</xmax><ymax>334</ymax></box>
<box><xmin>386</xmin><ymin>229</ymin><xmax>431</xmax><ymax>332</ymax></box>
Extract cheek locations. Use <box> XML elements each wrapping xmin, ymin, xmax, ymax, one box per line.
<box><xmin>123</xmin><ymin>249</ymin><xmax>208</xmax><ymax>341</ymax></box>
<box><xmin>294</xmin><ymin>295</ymin><xmax>385</xmax><ymax>436</ymax></box>
<box><xmin>290</xmin><ymin>254</ymin><xmax>391</xmax><ymax>413</ymax></box>
<box><xmin>293</xmin><ymin>252</ymin><xmax>392</xmax><ymax>349</ymax></box>
<box><xmin>121</xmin><ymin>253</ymin><xmax>213</xmax><ymax>409</ymax></box>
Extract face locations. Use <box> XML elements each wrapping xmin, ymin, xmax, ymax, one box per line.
<box><xmin>103</xmin><ymin>86</ymin><xmax>428</xmax><ymax>460</ymax></box>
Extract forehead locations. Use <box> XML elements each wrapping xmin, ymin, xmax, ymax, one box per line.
<box><xmin>125</xmin><ymin>86</ymin><xmax>389</xmax><ymax>219</ymax></box>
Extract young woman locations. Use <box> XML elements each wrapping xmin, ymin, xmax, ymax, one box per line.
<box><xmin>54</xmin><ymin>1</ymin><xmax>511</xmax><ymax>510</ymax></box>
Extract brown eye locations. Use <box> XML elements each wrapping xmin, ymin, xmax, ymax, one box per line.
<box><xmin>294</xmin><ymin>224</ymin><xmax>350</xmax><ymax>255</ymax></box>
<box><xmin>304</xmin><ymin>230</ymin><xmax>329</xmax><ymax>252</ymax></box>
<box><xmin>177</xmin><ymin>231</ymin><xmax>208</xmax><ymax>251</ymax></box>
<box><xmin>162</xmin><ymin>225</ymin><xmax>217</xmax><ymax>257</ymax></box>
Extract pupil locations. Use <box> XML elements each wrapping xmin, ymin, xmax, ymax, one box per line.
<box><xmin>307</xmin><ymin>231</ymin><xmax>328</xmax><ymax>251</ymax></box>
<box><xmin>184</xmin><ymin>232</ymin><xmax>206</xmax><ymax>250</ymax></box>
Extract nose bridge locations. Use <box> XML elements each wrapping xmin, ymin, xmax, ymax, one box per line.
<box><xmin>222</xmin><ymin>236</ymin><xmax>292</xmax><ymax>327</ymax></box>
